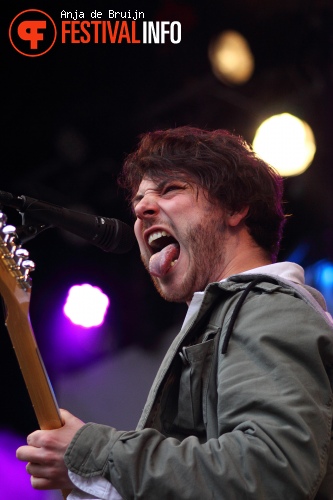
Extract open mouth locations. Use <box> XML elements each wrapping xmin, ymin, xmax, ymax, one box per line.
<box><xmin>147</xmin><ymin>230</ymin><xmax>180</xmax><ymax>278</ymax></box>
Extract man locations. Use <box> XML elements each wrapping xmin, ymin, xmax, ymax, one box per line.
<box><xmin>17</xmin><ymin>127</ymin><xmax>333</xmax><ymax>499</ymax></box>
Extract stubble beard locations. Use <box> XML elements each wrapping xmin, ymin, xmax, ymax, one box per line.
<box><xmin>142</xmin><ymin>217</ymin><xmax>227</xmax><ymax>303</ymax></box>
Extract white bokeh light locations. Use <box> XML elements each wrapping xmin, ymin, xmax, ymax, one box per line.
<box><xmin>253</xmin><ymin>113</ymin><xmax>316</xmax><ymax>176</ymax></box>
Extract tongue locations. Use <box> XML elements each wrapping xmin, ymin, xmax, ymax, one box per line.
<box><xmin>149</xmin><ymin>243</ymin><xmax>180</xmax><ymax>278</ymax></box>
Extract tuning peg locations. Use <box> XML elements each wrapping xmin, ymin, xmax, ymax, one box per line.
<box><xmin>2</xmin><ymin>225</ymin><xmax>20</xmax><ymax>258</ymax></box>
<box><xmin>21</xmin><ymin>259</ymin><xmax>35</xmax><ymax>282</ymax></box>
<box><xmin>2</xmin><ymin>224</ymin><xmax>17</xmax><ymax>241</ymax></box>
<box><xmin>15</xmin><ymin>248</ymin><xmax>30</xmax><ymax>267</ymax></box>
<box><xmin>0</xmin><ymin>212</ymin><xmax>7</xmax><ymax>229</ymax></box>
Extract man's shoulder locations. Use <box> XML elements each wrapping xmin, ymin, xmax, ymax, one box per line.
<box><xmin>207</xmin><ymin>273</ymin><xmax>331</xmax><ymax>322</ymax></box>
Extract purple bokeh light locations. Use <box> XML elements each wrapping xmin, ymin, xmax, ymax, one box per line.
<box><xmin>63</xmin><ymin>284</ymin><xmax>110</xmax><ymax>328</ymax></box>
<box><xmin>41</xmin><ymin>283</ymin><xmax>113</xmax><ymax>372</ymax></box>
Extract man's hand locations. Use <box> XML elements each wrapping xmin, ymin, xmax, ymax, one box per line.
<box><xmin>16</xmin><ymin>409</ymin><xmax>85</xmax><ymax>490</ymax></box>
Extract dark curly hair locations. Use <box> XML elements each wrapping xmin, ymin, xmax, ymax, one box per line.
<box><xmin>119</xmin><ymin>126</ymin><xmax>286</xmax><ymax>261</ymax></box>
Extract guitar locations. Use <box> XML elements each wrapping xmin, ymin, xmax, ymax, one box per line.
<box><xmin>0</xmin><ymin>212</ymin><xmax>71</xmax><ymax>499</ymax></box>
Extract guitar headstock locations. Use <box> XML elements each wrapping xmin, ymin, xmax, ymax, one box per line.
<box><xmin>0</xmin><ymin>211</ymin><xmax>35</xmax><ymax>300</ymax></box>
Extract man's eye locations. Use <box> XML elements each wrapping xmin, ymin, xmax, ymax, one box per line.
<box><xmin>163</xmin><ymin>184</ymin><xmax>183</xmax><ymax>194</ymax></box>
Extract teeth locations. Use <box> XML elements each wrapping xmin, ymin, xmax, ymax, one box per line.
<box><xmin>148</xmin><ymin>230</ymin><xmax>171</xmax><ymax>246</ymax></box>
<box><xmin>170</xmin><ymin>259</ymin><xmax>178</xmax><ymax>267</ymax></box>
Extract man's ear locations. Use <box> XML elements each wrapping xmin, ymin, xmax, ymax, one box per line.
<box><xmin>227</xmin><ymin>206</ymin><xmax>249</xmax><ymax>227</ymax></box>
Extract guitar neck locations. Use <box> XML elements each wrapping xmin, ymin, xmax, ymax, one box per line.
<box><xmin>5</xmin><ymin>301</ymin><xmax>62</xmax><ymax>430</ymax></box>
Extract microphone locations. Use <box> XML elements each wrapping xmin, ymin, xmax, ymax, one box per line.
<box><xmin>0</xmin><ymin>190</ymin><xmax>135</xmax><ymax>253</ymax></box>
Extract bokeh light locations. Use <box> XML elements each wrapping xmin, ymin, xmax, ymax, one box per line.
<box><xmin>253</xmin><ymin>113</ymin><xmax>316</xmax><ymax>176</ymax></box>
<box><xmin>208</xmin><ymin>30</ymin><xmax>255</xmax><ymax>85</ymax></box>
<box><xmin>63</xmin><ymin>284</ymin><xmax>110</xmax><ymax>328</ymax></box>
<box><xmin>305</xmin><ymin>260</ymin><xmax>333</xmax><ymax>314</ymax></box>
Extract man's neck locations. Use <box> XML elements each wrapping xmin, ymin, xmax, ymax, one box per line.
<box><xmin>215</xmin><ymin>243</ymin><xmax>272</xmax><ymax>282</ymax></box>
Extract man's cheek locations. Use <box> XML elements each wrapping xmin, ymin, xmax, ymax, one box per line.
<box><xmin>134</xmin><ymin>220</ymin><xmax>142</xmax><ymax>242</ymax></box>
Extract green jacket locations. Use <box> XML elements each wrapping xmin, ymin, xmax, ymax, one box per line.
<box><xmin>65</xmin><ymin>274</ymin><xmax>333</xmax><ymax>499</ymax></box>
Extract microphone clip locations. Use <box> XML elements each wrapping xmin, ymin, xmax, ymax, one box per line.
<box><xmin>16</xmin><ymin>211</ymin><xmax>52</xmax><ymax>244</ymax></box>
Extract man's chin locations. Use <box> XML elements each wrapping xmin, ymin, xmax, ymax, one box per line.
<box><xmin>151</xmin><ymin>275</ymin><xmax>194</xmax><ymax>304</ymax></box>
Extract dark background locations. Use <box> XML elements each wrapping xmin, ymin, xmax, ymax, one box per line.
<box><xmin>1</xmin><ymin>0</ymin><xmax>333</xmax><ymax>437</ymax></box>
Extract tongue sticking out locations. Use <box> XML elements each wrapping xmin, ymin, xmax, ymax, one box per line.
<box><xmin>149</xmin><ymin>243</ymin><xmax>180</xmax><ymax>278</ymax></box>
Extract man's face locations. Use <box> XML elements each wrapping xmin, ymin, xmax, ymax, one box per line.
<box><xmin>133</xmin><ymin>177</ymin><xmax>229</xmax><ymax>303</ymax></box>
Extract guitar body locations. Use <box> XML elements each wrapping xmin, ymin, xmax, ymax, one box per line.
<box><xmin>0</xmin><ymin>214</ymin><xmax>70</xmax><ymax>498</ymax></box>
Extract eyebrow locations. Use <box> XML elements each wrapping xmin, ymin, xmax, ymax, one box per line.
<box><xmin>131</xmin><ymin>180</ymin><xmax>169</xmax><ymax>208</ymax></box>
<box><xmin>131</xmin><ymin>193</ymin><xmax>144</xmax><ymax>207</ymax></box>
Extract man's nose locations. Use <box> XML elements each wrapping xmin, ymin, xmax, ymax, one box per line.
<box><xmin>134</xmin><ymin>195</ymin><xmax>159</xmax><ymax>220</ymax></box>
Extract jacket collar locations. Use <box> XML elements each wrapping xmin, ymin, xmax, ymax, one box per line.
<box><xmin>183</xmin><ymin>262</ymin><xmax>304</xmax><ymax>332</ymax></box>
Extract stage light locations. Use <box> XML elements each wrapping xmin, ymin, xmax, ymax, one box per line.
<box><xmin>253</xmin><ymin>113</ymin><xmax>316</xmax><ymax>176</ymax></box>
<box><xmin>306</xmin><ymin>260</ymin><xmax>333</xmax><ymax>289</ymax></box>
<box><xmin>39</xmin><ymin>282</ymin><xmax>113</xmax><ymax>373</ymax></box>
<box><xmin>63</xmin><ymin>284</ymin><xmax>110</xmax><ymax>328</ymax></box>
<box><xmin>305</xmin><ymin>260</ymin><xmax>333</xmax><ymax>314</ymax></box>
<box><xmin>288</xmin><ymin>244</ymin><xmax>333</xmax><ymax>315</ymax></box>
<box><xmin>208</xmin><ymin>30</ymin><xmax>254</xmax><ymax>85</ymax></box>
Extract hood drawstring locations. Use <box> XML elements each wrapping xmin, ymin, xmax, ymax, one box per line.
<box><xmin>221</xmin><ymin>276</ymin><xmax>278</xmax><ymax>354</ymax></box>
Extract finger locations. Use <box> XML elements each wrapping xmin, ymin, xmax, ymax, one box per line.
<box><xmin>27</xmin><ymin>462</ymin><xmax>57</xmax><ymax>478</ymax></box>
<box><xmin>28</xmin><ymin>428</ymin><xmax>63</xmax><ymax>451</ymax></box>
<box><xmin>30</xmin><ymin>475</ymin><xmax>54</xmax><ymax>490</ymax></box>
<box><xmin>59</xmin><ymin>408</ymin><xmax>72</xmax><ymax>420</ymax></box>
<box><xmin>29</xmin><ymin>470</ymin><xmax>74</xmax><ymax>490</ymax></box>
<box><xmin>27</xmin><ymin>429</ymin><xmax>44</xmax><ymax>447</ymax></box>
<box><xmin>59</xmin><ymin>408</ymin><xmax>85</xmax><ymax>427</ymax></box>
<box><xmin>30</xmin><ymin>474</ymin><xmax>68</xmax><ymax>490</ymax></box>
<box><xmin>26</xmin><ymin>461</ymin><xmax>74</xmax><ymax>490</ymax></box>
<box><xmin>16</xmin><ymin>445</ymin><xmax>43</xmax><ymax>463</ymax></box>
